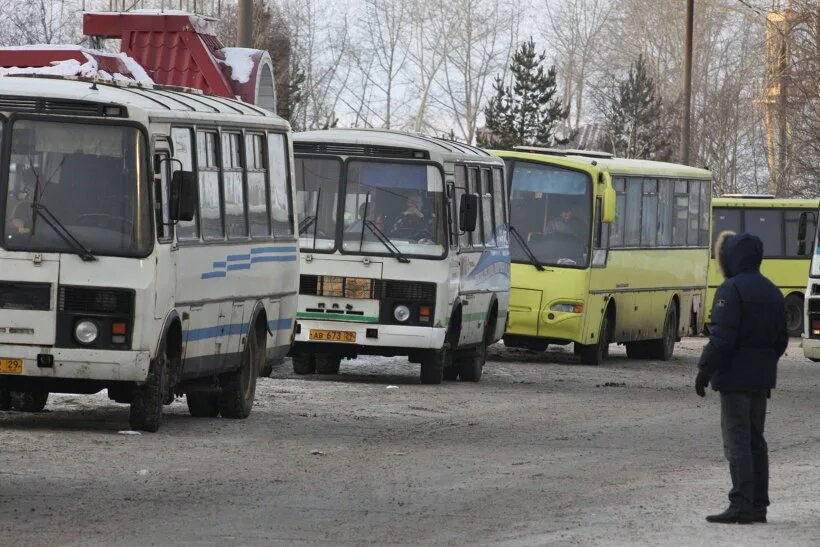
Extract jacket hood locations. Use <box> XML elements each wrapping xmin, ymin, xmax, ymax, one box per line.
<box><xmin>716</xmin><ymin>231</ymin><xmax>763</xmax><ymax>278</ymax></box>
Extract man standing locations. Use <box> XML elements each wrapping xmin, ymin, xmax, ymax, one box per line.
<box><xmin>695</xmin><ymin>231</ymin><xmax>788</xmax><ymax>524</ymax></box>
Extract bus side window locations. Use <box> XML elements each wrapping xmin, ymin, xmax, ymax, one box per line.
<box><xmin>641</xmin><ymin>178</ymin><xmax>657</xmax><ymax>248</ymax></box>
<box><xmin>153</xmin><ymin>151</ymin><xmax>171</xmax><ymax>241</ymax></box>
<box><xmin>609</xmin><ymin>177</ymin><xmax>625</xmax><ymax>247</ymax></box>
<box><xmin>468</xmin><ymin>166</ymin><xmax>483</xmax><ymax>247</ymax></box>
<box><xmin>687</xmin><ymin>179</ymin><xmax>700</xmax><ymax>246</ymax></box>
<box><xmin>246</xmin><ymin>133</ymin><xmax>271</xmax><ymax>238</ymax></box>
<box><xmin>197</xmin><ymin>131</ymin><xmax>224</xmax><ymax>240</ymax></box>
<box><xmin>786</xmin><ymin>209</ymin><xmax>816</xmax><ymax>257</ymax></box>
<box><xmin>672</xmin><ymin>180</ymin><xmax>689</xmax><ymax>247</ymax></box>
<box><xmin>455</xmin><ymin>165</ymin><xmax>469</xmax><ymax>249</ymax></box>
<box><xmin>745</xmin><ymin>209</ymin><xmax>784</xmax><ymax>257</ymax></box>
<box><xmin>624</xmin><ymin>177</ymin><xmax>642</xmax><ymax>247</ymax></box>
<box><xmin>492</xmin><ymin>167</ymin><xmax>506</xmax><ymax>243</ymax></box>
<box><xmin>657</xmin><ymin>179</ymin><xmax>674</xmax><ymax>246</ymax></box>
<box><xmin>593</xmin><ymin>197</ymin><xmax>609</xmax><ymax>267</ymax></box>
<box><xmin>222</xmin><ymin>132</ymin><xmax>248</xmax><ymax>239</ymax></box>
<box><xmin>481</xmin><ymin>169</ymin><xmax>494</xmax><ymax>247</ymax></box>
<box><xmin>711</xmin><ymin>207</ymin><xmax>741</xmax><ymax>256</ymax></box>
<box><xmin>267</xmin><ymin>132</ymin><xmax>294</xmax><ymax>237</ymax></box>
<box><xmin>699</xmin><ymin>180</ymin><xmax>710</xmax><ymax>246</ymax></box>
<box><xmin>171</xmin><ymin>127</ymin><xmax>199</xmax><ymax>240</ymax></box>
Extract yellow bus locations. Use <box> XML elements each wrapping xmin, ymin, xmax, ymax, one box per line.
<box><xmin>496</xmin><ymin>147</ymin><xmax>712</xmax><ymax>364</ymax></box>
<box><xmin>709</xmin><ymin>196</ymin><xmax>818</xmax><ymax>337</ymax></box>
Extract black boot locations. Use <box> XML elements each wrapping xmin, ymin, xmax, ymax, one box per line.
<box><xmin>706</xmin><ymin>507</ymin><xmax>755</xmax><ymax>524</ymax></box>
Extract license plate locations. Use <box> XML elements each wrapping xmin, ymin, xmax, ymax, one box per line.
<box><xmin>0</xmin><ymin>358</ymin><xmax>23</xmax><ymax>375</ymax></box>
<box><xmin>309</xmin><ymin>329</ymin><xmax>356</xmax><ymax>343</ymax></box>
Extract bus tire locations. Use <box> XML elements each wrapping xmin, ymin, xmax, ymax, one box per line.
<box><xmin>580</xmin><ymin>313</ymin><xmax>611</xmax><ymax>366</ymax></box>
<box><xmin>219</xmin><ymin>323</ymin><xmax>262</xmax><ymax>419</ymax></box>
<box><xmin>315</xmin><ymin>354</ymin><xmax>341</xmax><ymax>375</ymax></box>
<box><xmin>130</xmin><ymin>339</ymin><xmax>171</xmax><ymax>432</ymax></box>
<box><xmin>12</xmin><ymin>391</ymin><xmax>49</xmax><ymax>412</ymax></box>
<box><xmin>0</xmin><ymin>390</ymin><xmax>12</xmax><ymax>410</ymax></box>
<box><xmin>644</xmin><ymin>304</ymin><xmax>678</xmax><ymax>361</ymax></box>
<box><xmin>420</xmin><ymin>346</ymin><xmax>448</xmax><ymax>385</ymax></box>
<box><xmin>785</xmin><ymin>294</ymin><xmax>804</xmax><ymax>337</ymax></box>
<box><xmin>292</xmin><ymin>353</ymin><xmax>316</xmax><ymax>375</ymax></box>
<box><xmin>457</xmin><ymin>339</ymin><xmax>486</xmax><ymax>382</ymax></box>
<box><xmin>186</xmin><ymin>391</ymin><xmax>219</xmax><ymax>418</ymax></box>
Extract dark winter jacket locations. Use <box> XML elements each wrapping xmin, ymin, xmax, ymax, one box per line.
<box><xmin>698</xmin><ymin>231</ymin><xmax>788</xmax><ymax>391</ymax></box>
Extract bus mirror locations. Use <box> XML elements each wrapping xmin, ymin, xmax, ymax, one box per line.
<box><xmin>459</xmin><ymin>193</ymin><xmax>479</xmax><ymax>232</ymax></box>
<box><xmin>171</xmin><ymin>170</ymin><xmax>197</xmax><ymax>222</ymax></box>
<box><xmin>601</xmin><ymin>172</ymin><xmax>616</xmax><ymax>223</ymax></box>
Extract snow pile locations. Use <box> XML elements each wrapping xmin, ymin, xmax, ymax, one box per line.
<box><xmin>0</xmin><ymin>49</ymin><xmax>155</xmax><ymax>87</ymax></box>
<box><xmin>220</xmin><ymin>48</ymin><xmax>256</xmax><ymax>84</ymax></box>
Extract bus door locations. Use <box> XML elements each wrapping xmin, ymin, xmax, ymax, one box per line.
<box><xmin>152</xmin><ymin>145</ymin><xmax>177</xmax><ymax>320</ymax></box>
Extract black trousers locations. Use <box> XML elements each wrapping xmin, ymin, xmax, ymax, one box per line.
<box><xmin>720</xmin><ymin>391</ymin><xmax>769</xmax><ymax>514</ymax></box>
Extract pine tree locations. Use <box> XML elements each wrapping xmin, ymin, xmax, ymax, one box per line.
<box><xmin>600</xmin><ymin>54</ymin><xmax>676</xmax><ymax>160</ymax></box>
<box><xmin>478</xmin><ymin>39</ymin><xmax>568</xmax><ymax>149</ymax></box>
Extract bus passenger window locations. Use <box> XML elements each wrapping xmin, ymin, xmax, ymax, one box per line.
<box><xmin>268</xmin><ymin>133</ymin><xmax>294</xmax><ymax>237</ymax></box>
<box><xmin>171</xmin><ymin>127</ymin><xmax>198</xmax><ymax>240</ymax></box>
<box><xmin>455</xmin><ymin>165</ymin><xmax>469</xmax><ymax>249</ymax></box>
<box><xmin>197</xmin><ymin>131</ymin><xmax>224</xmax><ymax>240</ymax></box>
<box><xmin>492</xmin><ymin>168</ymin><xmax>506</xmax><ymax>241</ymax></box>
<box><xmin>744</xmin><ymin>209</ymin><xmax>783</xmax><ymax>257</ymax></box>
<box><xmin>246</xmin><ymin>133</ymin><xmax>270</xmax><ymax>238</ymax></box>
<box><xmin>672</xmin><ymin>180</ymin><xmax>689</xmax><ymax>247</ymax></box>
<box><xmin>699</xmin><ymin>180</ymin><xmax>711</xmax><ymax>246</ymax></box>
<box><xmin>481</xmin><ymin>169</ymin><xmax>494</xmax><ymax>247</ymax></box>
<box><xmin>687</xmin><ymin>180</ymin><xmax>700</xmax><ymax>246</ymax></box>
<box><xmin>641</xmin><ymin>179</ymin><xmax>658</xmax><ymax>248</ymax></box>
<box><xmin>624</xmin><ymin>178</ymin><xmax>642</xmax><ymax>247</ymax></box>
<box><xmin>609</xmin><ymin>177</ymin><xmax>625</xmax><ymax>247</ymax></box>
<box><xmin>469</xmin><ymin>167</ymin><xmax>483</xmax><ymax>246</ymax></box>
<box><xmin>222</xmin><ymin>132</ymin><xmax>247</xmax><ymax>239</ymax></box>
<box><xmin>786</xmin><ymin>209</ymin><xmax>816</xmax><ymax>257</ymax></box>
<box><xmin>153</xmin><ymin>152</ymin><xmax>171</xmax><ymax>240</ymax></box>
<box><xmin>711</xmin><ymin>208</ymin><xmax>741</xmax><ymax>255</ymax></box>
<box><xmin>657</xmin><ymin>179</ymin><xmax>673</xmax><ymax>246</ymax></box>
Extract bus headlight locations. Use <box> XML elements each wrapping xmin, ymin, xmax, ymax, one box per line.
<box><xmin>550</xmin><ymin>303</ymin><xmax>584</xmax><ymax>313</ymax></box>
<box><xmin>393</xmin><ymin>304</ymin><xmax>411</xmax><ymax>323</ymax></box>
<box><xmin>74</xmin><ymin>320</ymin><xmax>99</xmax><ymax>345</ymax></box>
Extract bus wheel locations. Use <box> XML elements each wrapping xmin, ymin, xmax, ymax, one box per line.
<box><xmin>130</xmin><ymin>339</ymin><xmax>171</xmax><ymax>432</ymax></box>
<box><xmin>219</xmin><ymin>325</ymin><xmax>262</xmax><ymax>419</ymax></box>
<box><xmin>645</xmin><ymin>305</ymin><xmax>678</xmax><ymax>361</ymax></box>
<box><xmin>11</xmin><ymin>391</ymin><xmax>49</xmax><ymax>412</ymax></box>
<box><xmin>0</xmin><ymin>390</ymin><xmax>12</xmax><ymax>410</ymax></box>
<box><xmin>186</xmin><ymin>391</ymin><xmax>219</xmax><ymax>418</ymax></box>
<box><xmin>580</xmin><ymin>314</ymin><xmax>610</xmax><ymax>366</ymax></box>
<box><xmin>785</xmin><ymin>294</ymin><xmax>804</xmax><ymax>337</ymax></box>
<box><xmin>457</xmin><ymin>340</ymin><xmax>486</xmax><ymax>382</ymax></box>
<box><xmin>292</xmin><ymin>353</ymin><xmax>316</xmax><ymax>375</ymax></box>
<box><xmin>420</xmin><ymin>345</ymin><xmax>449</xmax><ymax>385</ymax></box>
<box><xmin>315</xmin><ymin>354</ymin><xmax>342</xmax><ymax>375</ymax></box>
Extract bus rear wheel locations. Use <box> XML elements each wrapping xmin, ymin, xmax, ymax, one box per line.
<box><xmin>219</xmin><ymin>324</ymin><xmax>263</xmax><ymax>419</ymax></box>
<box><xmin>785</xmin><ymin>294</ymin><xmax>804</xmax><ymax>337</ymax></box>
<box><xmin>644</xmin><ymin>305</ymin><xmax>678</xmax><ymax>361</ymax></box>
<box><xmin>292</xmin><ymin>352</ymin><xmax>316</xmax><ymax>375</ymax></box>
<box><xmin>12</xmin><ymin>391</ymin><xmax>49</xmax><ymax>412</ymax></box>
<box><xmin>580</xmin><ymin>314</ymin><xmax>610</xmax><ymax>366</ymax></box>
<box><xmin>315</xmin><ymin>354</ymin><xmax>342</xmax><ymax>375</ymax></box>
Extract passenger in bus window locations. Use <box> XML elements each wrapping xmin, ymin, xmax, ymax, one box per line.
<box><xmin>390</xmin><ymin>192</ymin><xmax>433</xmax><ymax>241</ymax></box>
<box><xmin>6</xmin><ymin>169</ymin><xmax>36</xmax><ymax>236</ymax></box>
<box><xmin>547</xmin><ymin>202</ymin><xmax>586</xmax><ymax>241</ymax></box>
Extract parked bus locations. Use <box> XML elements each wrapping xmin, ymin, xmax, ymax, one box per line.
<box><xmin>798</xmin><ymin>207</ymin><xmax>820</xmax><ymax>361</ymax></box>
<box><xmin>709</xmin><ymin>196</ymin><xmax>817</xmax><ymax>336</ymax></box>
<box><xmin>291</xmin><ymin>129</ymin><xmax>509</xmax><ymax>384</ymax></box>
<box><xmin>0</xmin><ymin>77</ymin><xmax>298</xmax><ymax>431</ymax></box>
<box><xmin>497</xmin><ymin>147</ymin><xmax>712</xmax><ymax>364</ymax></box>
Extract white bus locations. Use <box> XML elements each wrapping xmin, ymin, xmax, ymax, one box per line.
<box><xmin>291</xmin><ymin>129</ymin><xmax>510</xmax><ymax>383</ymax></box>
<box><xmin>0</xmin><ymin>76</ymin><xmax>298</xmax><ymax>431</ymax></box>
<box><xmin>799</xmin><ymin>209</ymin><xmax>820</xmax><ymax>361</ymax></box>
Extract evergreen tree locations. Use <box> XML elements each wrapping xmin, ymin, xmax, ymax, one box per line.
<box><xmin>600</xmin><ymin>54</ymin><xmax>676</xmax><ymax>160</ymax></box>
<box><xmin>478</xmin><ymin>39</ymin><xmax>568</xmax><ymax>148</ymax></box>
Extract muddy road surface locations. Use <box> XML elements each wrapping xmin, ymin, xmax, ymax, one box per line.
<box><xmin>1</xmin><ymin>338</ymin><xmax>818</xmax><ymax>546</ymax></box>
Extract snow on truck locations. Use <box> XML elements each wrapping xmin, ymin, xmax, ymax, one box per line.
<box><xmin>0</xmin><ymin>12</ymin><xmax>298</xmax><ymax>431</ymax></box>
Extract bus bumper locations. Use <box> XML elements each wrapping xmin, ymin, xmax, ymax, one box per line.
<box><xmin>803</xmin><ymin>338</ymin><xmax>820</xmax><ymax>362</ymax></box>
<box><xmin>0</xmin><ymin>345</ymin><xmax>151</xmax><ymax>383</ymax></box>
<box><xmin>293</xmin><ymin>320</ymin><xmax>446</xmax><ymax>350</ymax></box>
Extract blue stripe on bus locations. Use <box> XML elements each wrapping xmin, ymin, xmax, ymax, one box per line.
<box><xmin>250</xmin><ymin>255</ymin><xmax>297</xmax><ymax>264</ymax></box>
<box><xmin>212</xmin><ymin>261</ymin><xmax>227</xmax><ymax>269</ymax></box>
<box><xmin>227</xmin><ymin>254</ymin><xmax>251</xmax><ymax>261</ymax></box>
<box><xmin>227</xmin><ymin>263</ymin><xmax>252</xmax><ymax>271</ymax></box>
<box><xmin>185</xmin><ymin>318</ymin><xmax>294</xmax><ymax>342</ymax></box>
<box><xmin>201</xmin><ymin>271</ymin><xmax>227</xmax><ymax>279</ymax></box>
<box><xmin>251</xmin><ymin>246</ymin><xmax>298</xmax><ymax>254</ymax></box>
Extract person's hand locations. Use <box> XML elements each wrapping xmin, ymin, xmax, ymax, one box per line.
<box><xmin>695</xmin><ymin>370</ymin><xmax>710</xmax><ymax>397</ymax></box>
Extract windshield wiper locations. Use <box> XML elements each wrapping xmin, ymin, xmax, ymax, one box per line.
<box><xmin>363</xmin><ymin>220</ymin><xmax>410</xmax><ymax>263</ymax></box>
<box><xmin>509</xmin><ymin>225</ymin><xmax>544</xmax><ymax>271</ymax></box>
<box><xmin>30</xmin><ymin>202</ymin><xmax>96</xmax><ymax>262</ymax></box>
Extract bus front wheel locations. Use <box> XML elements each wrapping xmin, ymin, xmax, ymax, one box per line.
<box><xmin>785</xmin><ymin>294</ymin><xmax>804</xmax><ymax>337</ymax></box>
<box><xmin>130</xmin><ymin>340</ymin><xmax>171</xmax><ymax>432</ymax></box>
<box><xmin>580</xmin><ymin>314</ymin><xmax>611</xmax><ymax>366</ymax></box>
<box><xmin>421</xmin><ymin>344</ymin><xmax>449</xmax><ymax>385</ymax></box>
<box><xmin>11</xmin><ymin>391</ymin><xmax>49</xmax><ymax>412</ymax></box>
<box><xmin>315</xmin><ymin>354</ymin><xmax>342</xmax><ymax>375</ymax></box>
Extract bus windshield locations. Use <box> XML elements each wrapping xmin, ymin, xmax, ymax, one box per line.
<box><xmin>295</xmin><ymin>156</ymin><xmax>341</xmax><ymax>251</ymax></box>
<box><xmin>2</xmin><ymin>120</ymin><xmax>151</xmax><ymax>257</ymax></box>
<box><xmin>342</xmin><ymin>161</ymin><xmax>445</xmax><ymax>258</ymax></box>
<box><xmin>508</xmin><ymin>161</ymin><xmax>592</xmax><ymax>267</ymax></box>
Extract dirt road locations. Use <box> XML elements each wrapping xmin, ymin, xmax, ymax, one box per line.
<box><xmin>1</xmin><ymin>338</ymin><xmax>818</xmax><ymax>546</ymax></box>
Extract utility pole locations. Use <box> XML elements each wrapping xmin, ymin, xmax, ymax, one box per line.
<box><xmin>680</xmin><ymin>0</ymin><xmax>694</xmax><ymax>165</ymax></box>
<box><xmin>237</xmin><ymin>0</ymin><xmax>253</xmax><ymax>47</ymax></box>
